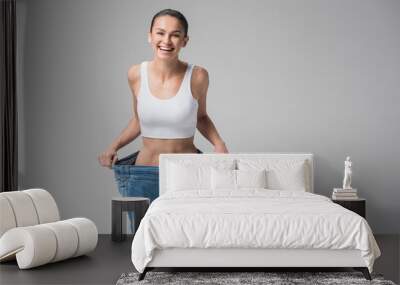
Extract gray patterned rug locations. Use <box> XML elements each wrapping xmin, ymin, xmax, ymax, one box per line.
<box><xmin>116</xmin><ymin>271</ymin><xmax>396</xmax><ymax>285</ymax></box>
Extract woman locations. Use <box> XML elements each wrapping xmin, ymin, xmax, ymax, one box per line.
<box><xmin>98</xmin><ymin>9</ymin><xmax>228</xmax><ymax>208</ymax></box>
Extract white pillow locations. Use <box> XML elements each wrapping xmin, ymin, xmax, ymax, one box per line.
<box><xmin>211</xmin><ymin>168</ymin><xmax>267</xmax><ymax>190</ymax></box>
<box><xmin>236</xmin><ymin>169</ymin><xmax>267</xmax><ymax>188</ymax></box>
<box><xmin>167</xmin><ymin>160</ymin><xmax>235</xmax><ymax>191</ymax></box>
<box><xmin>211</xmin><ymin>168</ymin><xmax>236</xmax><ymax>190</ymax></box>
<box><xmin>237</xmin><ymin>159</ymin><xmax>309</xmax><ymax>191</ymax></box>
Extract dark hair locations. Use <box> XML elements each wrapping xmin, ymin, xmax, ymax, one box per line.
<box><xmin>150</xmin><ymin>9</ymin><xmax>188</xmax><ymax>37</ymax></box>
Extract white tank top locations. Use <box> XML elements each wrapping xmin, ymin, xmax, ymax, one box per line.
<box><xmin>137</xmin><ymin>61</ymin><xmax>198</xmax><ymax>139</ymax></box>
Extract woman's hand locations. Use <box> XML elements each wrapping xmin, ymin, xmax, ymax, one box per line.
<box><xmin>214</xmin><ymin>141</ymin><xmax>229</xmax><ymax>153</ymax></box>
<box><xmin>98</xmin><ymin>147</ymin><xmax>118</xmax><ymax>169</ymax></box>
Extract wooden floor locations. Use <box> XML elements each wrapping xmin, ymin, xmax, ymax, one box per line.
<box><xmin>0</xmin><ymin>234</ymin><xmax>398</xmax><ymax>285</ymax></box>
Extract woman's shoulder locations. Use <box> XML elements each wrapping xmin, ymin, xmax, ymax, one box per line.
<box><xmin>190</xmin><ymin>64</ymin><xmax>209</xmax><ymax>98</ymax></box>
<box><xmin>127</xmin><ymin>63</ymin><xmax>143</xmax><ymax>83</ymax></box>
<box><xmin>191</xmin><ymin>64</ymin><xmax>209</xmax><ymax>85</ymax></box>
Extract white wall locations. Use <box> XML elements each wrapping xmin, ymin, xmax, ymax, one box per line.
<box><xmin>17</xmin><ymin>0</ymin><xmax>400</xmax><ymax>233</ymax></box>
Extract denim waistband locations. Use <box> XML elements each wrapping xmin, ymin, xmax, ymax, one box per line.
<box><xmin>112</xmin><ymin>151</ymin><xmax>158</xmax><ymax>175</ymax></box>
<box><xmin>113</xmin><ymin>164</ymin><xmax>159</xmax><ymax>176</ymax></box>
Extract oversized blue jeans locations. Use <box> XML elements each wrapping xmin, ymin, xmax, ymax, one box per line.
<box><xmin>112</xmin><ymin>151</ymin><xmax>158</xmax><ymax>234</ymax></box>
<box><xmin>112</xmin><ymin>149</ymin><xmax>202</xmax><ymax>233</ymax></box>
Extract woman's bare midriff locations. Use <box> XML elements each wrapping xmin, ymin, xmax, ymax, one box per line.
<box><xmin>135</xmin><ymin>137</ymin><xmax>198</xmax><ymax>166</ymax></box>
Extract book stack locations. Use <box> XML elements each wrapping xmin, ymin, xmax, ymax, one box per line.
<box><xmin>332</xmin><ymin>188</ymin><xmax>358</xmax><ymax>200</ymax></box>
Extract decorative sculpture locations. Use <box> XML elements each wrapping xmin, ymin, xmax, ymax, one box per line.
<box><xmin>342</xmin><ymin>156</ymin><xmax>352</xmax><ymax>189</ymax></box>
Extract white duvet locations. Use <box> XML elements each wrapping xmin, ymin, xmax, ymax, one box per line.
<box><xmin>131</xmin><ymin>190</ymin><xmax>380</xmax><ymax>273</ymax></box>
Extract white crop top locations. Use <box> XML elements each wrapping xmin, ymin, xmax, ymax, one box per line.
<box><xmin>137</xmin><ymin>61</ymin><xmax>198</xmax><ymax>139</ymax></box>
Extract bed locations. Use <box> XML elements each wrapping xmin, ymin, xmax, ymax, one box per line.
<box><xmin>131</xmin><ymin>153</ymin><xmax>381</xmax><ymax>280</ymax></box>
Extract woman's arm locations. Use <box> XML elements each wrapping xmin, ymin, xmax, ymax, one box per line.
<box><xmin>108</xmin><ymin>65</ymin><xmax>142</xmax><ymax>150</ymax></box>
<box><xmin>98</xmin><ymin>65</ymin><xmax>142</xmax><ymax>168</ymax></box>
<box><xmin>192</xmin><ymin>66</ymin><xmax>228</xmax><ymax>153</ymax></box>
<box><xmin>107</xmin><ymin>116</ymin><xmax>140</xmax><ymax>152</ymax></box>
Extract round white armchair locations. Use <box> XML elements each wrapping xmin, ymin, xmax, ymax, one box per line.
<box><xmin>0</xmin><ymin>188</ymin><xmax>98</xmax><ymax>269</ymax></box>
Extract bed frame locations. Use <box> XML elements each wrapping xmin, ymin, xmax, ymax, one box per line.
<box><xmin>139</xmin><ymin>153</ymin><xmax>371</xmax><ymax>280</ymax></box>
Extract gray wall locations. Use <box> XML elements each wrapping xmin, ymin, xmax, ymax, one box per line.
<box><xmin>17</xmin><ymin>0</ymin><xmax>400</xmax><ymax>234</ymax></box>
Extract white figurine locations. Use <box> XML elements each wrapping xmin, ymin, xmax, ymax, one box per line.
<box><xmin>343</xmin><ymin>156</ymin><xmax>352</xmax><ymax>189</ymax></box>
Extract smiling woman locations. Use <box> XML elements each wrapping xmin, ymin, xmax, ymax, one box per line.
<box><xmin>97</xmin><ymin>8</ymin><xmax>228</xmax><ymax>232</ymax></box>
<box><xmin>150</xmin><ymin>9</ymin><xmax>189</xmax><ymax>58</ymax></box>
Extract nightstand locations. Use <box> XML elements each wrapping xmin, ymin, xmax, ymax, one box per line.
<box><xmin>332</xmin><ymin>198</ymin><xmax>366</xmax><ymax>218</ymax></box>
<box><xmin>111</xmin><ymin>197</ymin><xmax>150</xmax><ymax>242</ymax></box>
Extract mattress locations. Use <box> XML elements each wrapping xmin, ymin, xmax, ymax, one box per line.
<box><xmin>131</xmin><ymin>189</ymin><xmax>380</xmax><ymax>273</ymax></box>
